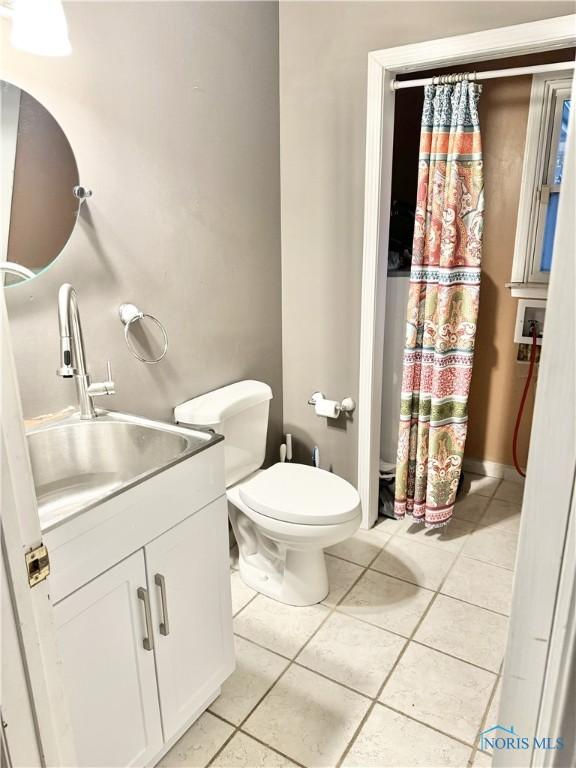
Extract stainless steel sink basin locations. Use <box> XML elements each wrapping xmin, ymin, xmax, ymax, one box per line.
<box><xmin>27</xmin><ymin>411</ymin><xmax>222</xmax><ymax>530</ymax></box>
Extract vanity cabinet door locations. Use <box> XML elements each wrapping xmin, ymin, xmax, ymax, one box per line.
<box><xmin>146</xmin><ymin>496</ymin><xmax>235</xmax><ymax>741</ymax></box>
<box><xmin>54</xmin><ymin>550</ymin><xmax>164</xmax><ymax>767</ymax></box>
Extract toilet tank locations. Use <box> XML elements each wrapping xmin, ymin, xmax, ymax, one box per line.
<box><xmin>174</xmin><ymin>380</ymin><xmax>273</xmax><ymax>487</ymax></box>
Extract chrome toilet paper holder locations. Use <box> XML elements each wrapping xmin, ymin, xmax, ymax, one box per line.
<box><xmin>307</xmin><ymin>391</ymin><xmax>356</xmax><ymax>414</ymax></box>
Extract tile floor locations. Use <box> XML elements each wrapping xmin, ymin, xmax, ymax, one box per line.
<box><xmin>160</xmin><ymin>474</ymin><xmax>523</xmax><ymax>768</ymax></box>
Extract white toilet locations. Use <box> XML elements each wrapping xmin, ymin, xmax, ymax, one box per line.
<box><xmin>175</xmin><ymin>380</ymin><xmax>361</xmax><ymax>606</ymax></box>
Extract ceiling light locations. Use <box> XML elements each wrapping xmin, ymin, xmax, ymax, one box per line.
<box><xmin>10</xmin><ymin>0</ymin><xmax>71</xmax><ymax>57</ymax></box>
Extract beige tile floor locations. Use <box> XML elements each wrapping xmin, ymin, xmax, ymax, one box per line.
<box><xmin>161</xmin><ymin>473</ymin><xmax>523</xmax><ymax>768</ymax></box>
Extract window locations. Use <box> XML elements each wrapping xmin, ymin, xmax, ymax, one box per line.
<box><xmin>511</xmin><ymin>73</ymin><xmax>572</xmax><ymax>296</ymax></box>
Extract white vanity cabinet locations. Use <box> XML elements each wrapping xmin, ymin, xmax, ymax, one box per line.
<box><xmin>54</xmin><ymin>550</ymin><xmax>164</xmax><ymax>767</ymax></box>
<box><xmin>147</xmin><ymin>498</ymin><xmax>234</xmax><ymax>742</ymax></box>
<box><xmin>53</xmin><ymin>493</ymin><xmax>234</xmax><ymax>767</ymax></box>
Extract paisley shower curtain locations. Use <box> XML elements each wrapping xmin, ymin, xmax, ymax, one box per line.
<box><xmin>394</xmin><ymin>79</ymin><xmax>484</xmax><ymax>528</ymax></box>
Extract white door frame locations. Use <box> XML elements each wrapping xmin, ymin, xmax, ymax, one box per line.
<box><xmin>358</xmin><ymin>14</ymin><xmax>576</xmax><ymax>765</ymax></box>
<box><xmin>498</xmin><ymin>69</ymin><xmax>575</xmax><ymax>768</ymax></box>
<box><xmin>357</xmin><ymin>13</ymin><xmax>576</xmax><ymax>529</ymax></box>
<box><xmin>1</xmin><ymin>287</ymin><xmax>76</xmax><ymax>765</ymax></box>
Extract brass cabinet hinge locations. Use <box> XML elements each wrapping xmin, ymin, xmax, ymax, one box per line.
<box><xmin>25</xmin><ymin>544</ymin><xmax>50</xmax><ymax>587</ymax></box>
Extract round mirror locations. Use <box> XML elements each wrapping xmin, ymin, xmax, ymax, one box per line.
<box><xmin>1</xmin><ymin>80</ymin><xmax>80</xmax><ymax>286</ymax></box>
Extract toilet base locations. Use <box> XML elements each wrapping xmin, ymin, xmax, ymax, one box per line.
<box><xmin>227</xmin><ymin>482</ymin><xmax>361</xmax><ymax>607</ymax></box>
<box><xmin>238</xmin><ymin>547</ymin><xmax>329</xmax><ymax>607</ymax></box>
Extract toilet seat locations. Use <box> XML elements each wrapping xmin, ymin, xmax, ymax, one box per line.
<box><xmin>239</xmin><ymin>463</ymin><xmax>361</xmax><ymax>526</ymax></box>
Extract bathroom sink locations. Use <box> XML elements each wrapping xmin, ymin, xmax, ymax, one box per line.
<box><xmin>27</xmin><ymin>411</ymin><xmax>223</xmax><ymax>530</ymax></box>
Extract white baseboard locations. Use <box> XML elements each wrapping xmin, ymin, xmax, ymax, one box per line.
<box><xmin>463</xmin><ymin>457</ymin><xmax>525</xmax><ymax>484</ymax></box>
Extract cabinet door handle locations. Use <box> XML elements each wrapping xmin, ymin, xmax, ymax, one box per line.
<box><xmin>154</xmin><ymin>573</ymin><xmax>170</xmax><ymax>636</ymax></box>
<box><xmin>137</xmin><ymin>587</ymin><xmax>154</xmax><ymax>651</ymax></box>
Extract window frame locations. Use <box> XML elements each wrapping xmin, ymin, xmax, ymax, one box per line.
<box><xmin>511</xmin><ymin>73</ymin><xmax>572</xmax><ymax>292</ymax></box>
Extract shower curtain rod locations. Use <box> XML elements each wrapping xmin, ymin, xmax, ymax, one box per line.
<box><xmin>392</xmin><ymin>60</ymin><xmax>575</xmax><ymax>90</ymax></box>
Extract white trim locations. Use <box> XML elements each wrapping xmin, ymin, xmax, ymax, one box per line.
<box><xmin>496</xmin><ymin>69</ymin><xmax>576</xmax><ymax>767</ymax></box>
<box><xmin>370</xmin><ymin>15</ymin><xmax>576</xmax><ymax>71</ymax></box>
<box><xmin>536</xmin><ymin>484</ymin><xmax>575</xmax><ymax>768</ymax></box>
<box><xmin>358</xmin><ymin>14</ymin><xmax>576</xmax><ymax>531</ymax></box>
<box><xmin>359</xmin><ymin>16</ymin><xmax>576</xmax><ymax>764</ymax></box>
<box><xmin>357</xmin><ymin>55</ymin><xmax>392</xmax><ymax>530</ymax></box>
<box><xmin>507</xmin><ymin>282</ymin><xmax>548</xmax><ymax>300</ymax></box>
<box><xmin>1</xmin><ymin>290</ymin><xmax>76</xmax><ymax>764</ymax></box>
<box><xmin>512</xmin><ymin>74</ymin><xmax>550</xmax><ymax>283</ymax></box>
<box><xmin>530</xmin><ymin>82</ymin><xmax>571</xmax><ymax>282</ymax></box>
<box><xmin>462</xmin><ymin>457</ymin><xmax>525</xmax><ymax>484</ymax></box>
<box><xmin>512</xmin><ymin>73</ymin><xmax>572</xmax><ymax>287</ymax></box>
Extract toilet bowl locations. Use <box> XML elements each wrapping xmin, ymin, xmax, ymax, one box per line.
<box><xmin>174</xmin><ymin>380</ymin><xmax>362</xmax><ymax>606</ymax></box>
<box><xmin>227</xmin><ymin>463</ymin><xmax>361</xmax><ymax>605</ymax></box>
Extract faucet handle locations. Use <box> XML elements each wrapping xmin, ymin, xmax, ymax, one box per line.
<box><xmin>87</xmin><ymin>361</ymin><xmax>115</xmax><ymax>398</ymax></box>
<box><xmin>103</xmin><ymin>360</ymin><xmax>115</xmax><ymax>393</ymax></box>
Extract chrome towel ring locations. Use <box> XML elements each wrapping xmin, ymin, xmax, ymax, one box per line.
<box><xmin>118</xmin><ymin>303</ymin><xmax>168</xmax><ymax>364</ymax></box>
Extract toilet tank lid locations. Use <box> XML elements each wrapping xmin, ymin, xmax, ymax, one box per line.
<box><xmin>174</xmin><ymin>380</ymin><xmax>272</xmax><ymax>426</ymax></box>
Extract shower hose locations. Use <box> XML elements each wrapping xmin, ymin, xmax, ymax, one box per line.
<box><xmin>512</xmin><ymin>322</ymin><xmax>539</xmax><ymax>478</ymax></box>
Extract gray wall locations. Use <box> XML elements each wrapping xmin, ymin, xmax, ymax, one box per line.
<box><xmin>2</xmin><ymin>1</ymin><xmax>283</xmax><ymax>461</ymax></box>
<box><xmin>279</xmin><ymin>1</ymin><xmax>574</xmax><ymax>483</ymax></box>
<box><xmin>3</xmin><ymin>1</ymin><xmax>574</xmax><ymax>483</ymax></box>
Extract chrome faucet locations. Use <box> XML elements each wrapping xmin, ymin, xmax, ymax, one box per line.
<box><xmin>56</xmin><ymin>283</ymin><xmax>115</xmax><ymax>419</ymax></box>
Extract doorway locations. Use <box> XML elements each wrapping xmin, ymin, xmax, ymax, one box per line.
<box><xmin>357</xmin><ymin>15</ymin><xmax>575</xmax><ymax>767</ymax></box>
